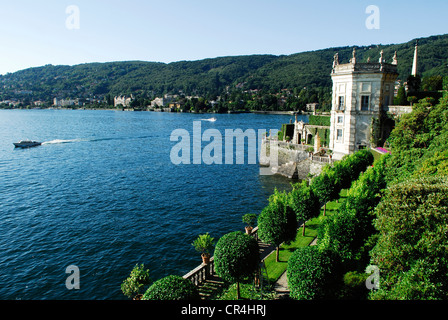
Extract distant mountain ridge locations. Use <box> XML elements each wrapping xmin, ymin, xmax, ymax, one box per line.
<box><xmin>1</xmin><ymin>34</ymin><xmax>447</xmax><ymax>102</ymax></box>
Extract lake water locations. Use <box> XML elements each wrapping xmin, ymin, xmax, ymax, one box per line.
<box><xmin>0</xmin><ymin>109</ymin><xmax>306</xmax><ymax>300</ymax></box>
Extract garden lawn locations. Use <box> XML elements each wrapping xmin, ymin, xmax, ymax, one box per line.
<box><xmin>263</xmin><ymin>189</ymin><xmax>348</xmax><ymax>283</ymax></box>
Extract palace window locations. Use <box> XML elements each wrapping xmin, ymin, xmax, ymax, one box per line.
<box><xmin>337</xmin><ymin>116</ymin><xmax>343</xmax><ymax>124</ymax></box>
<box><xmin>337</xmin><ymin>129</ymin><xmax>343</xmax><ymax>141</ymax></box>
<box><xmin>338</xmin><ymin>96</ymin><xmax>345</xmax><ymax>111</ymax></box>
<box><xmin>361</xmin><ymin>95</ymin><xmax>370</xmax><ymax>111</ymax></box>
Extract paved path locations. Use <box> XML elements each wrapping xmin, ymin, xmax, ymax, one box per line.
<box><xmin>273</xmin><ymin>237</ymin><xmax>318</xmax><ymax>299</ymax></box>
<box><xmin>273</xmin><ymin>272</ymin><xmax>289</xmax><ymax>299</ymax></box>
<box><xmin>196</xmin><ymin>236</ymin><xmax>277</xmax><ymax>299</ymax></box>
<box><xmin>195</xmin><ymin>229</ymin><xmax>317</xmax><ymax>300</ymax></box>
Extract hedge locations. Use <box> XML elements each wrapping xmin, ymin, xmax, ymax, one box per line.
<box><xmin>142</xmin><ymin>275</ymin><xmax>200</xmax><ymax>300</ymax></box>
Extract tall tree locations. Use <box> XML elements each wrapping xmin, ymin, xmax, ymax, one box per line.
<box><xmin>311</xmin><ymin>170</ymin><xmax>338</xmax><ymax>216</ymax></box>
<box><xmin>214</xmin><ymin>231</ymin><xmax>259</xmax><ymax>300</ymax></box>
<box><xmin>287</xmin><ymin>246</ymin><xmax>341</xmax><ymax>300</ymax></box>
<box><xmin>258</xmin><ymin>189</ymin><xmax>297</xmax><ymax>262</ymax></box>
<box><xmin>289</xmin><ymin>181</ymin><xmax>320</xmax><ymax>236</ymax></box>
<box><xmin>394</xmin><ymin>85</ymin><xmax>408</xmax><ymax>105</ymax></box>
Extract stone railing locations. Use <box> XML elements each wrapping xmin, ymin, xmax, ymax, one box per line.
<box><xmin>183</xmin><ymin>257</ymin><xmax>216</xmax><ymax>286</ymax></box>
<box><xmin>386</xmin><ymin>105</ymin><xmax>413</xmax><ymax>117</ymax></box>
<box><xmin>311</xmin><ymin>155</ymin><xmax>332</xmax><ymax>163</ymax></box>
<box><xmin>183</xmin><ymin>227</ymin><xmax>260</xmax><ymax>286</ymax></box>
<box><xmin>264</xmin><ymin>138</ymin><xmax>311</xmax><ymax>152</ymax></box>
<box><xmin>277</xmin><ymin>141</ymin><xmax>310</xmax><ymax>151</ymax></box>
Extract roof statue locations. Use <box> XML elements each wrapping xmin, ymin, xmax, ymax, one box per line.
<box><xmin>392</xmin><ymin>51</ymin><xmax>398</xmax><ymax>65</ymax></box>
<box><xmin>332</xmin><ymin>53</ymin><xmax>339</xmax><ymax>71</ymax></box>
<box><xmin>379</xmin><ymin>50</ymin><xmax>385</xmax><ymax>63</ymax></box>
<box><xmin>350</xmin><ymin>48</ymin><xmax>357</xmax><ymax>64</ymax></box>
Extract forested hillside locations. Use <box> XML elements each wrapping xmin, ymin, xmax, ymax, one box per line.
<box><xmin>1</xmin><ymin>34</ymin><xmax>447</xmax><ymax>110</ymax></box>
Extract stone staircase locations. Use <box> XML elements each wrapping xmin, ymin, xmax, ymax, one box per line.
<box><xmin>196</xmin><ymin>237</ymin><xmax>278</xmax><ymax>300</ymax></box>
<box><xmin>273</xmin><ymin>161</ymin><xmax>298</xmax><ymax>179</ymax></box>
<box><xmin>197</xmin><ymin>275</ymin><xmax>226</xmax><ymax>300</ymax></box>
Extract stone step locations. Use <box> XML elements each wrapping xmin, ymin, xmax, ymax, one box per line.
<box><xmin>197</xmin><ymin>277</ymin><xmax>226</xmax><ymax>300</ymax></box>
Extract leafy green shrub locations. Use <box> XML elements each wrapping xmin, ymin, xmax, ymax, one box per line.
<box><xmin>258</xmin><ymin>189</ymin><xmax>297</xmax><ymax>261</ymax></box>
<box><xmin>192</xmin><ymin>233</ymin><xmax>215</xmax><ymax>257</ymax></box>
<box><xmin>340</xmin><ymin>271</ymin><xmax>369</xmax><ymax>300</ymax></box>
<box><xmin>370</xmin><ymin>176</ymin><xmax>448</xmax><ymax>300</ymax></box>
<box><xmin>287</xmin><ymin>246</ymin><xmax>341</xmax><ymax>300</ymax></box>
<box><xmin>289</xmin><ymin>181</ymin><xmax>320</xmax><ymax>235</ymax></box>
<box><xmin>214</xmin><ymin>231</ymin><xmax>259</xmax><ymax>299</ymax></box>
<box><xmin>217</xmin><ymin>282</ymin><xmax>277</xmax><ymax>300</ymax></box>
<box><xmin>317</xmin><ymin>211</ymin><xmax>360</xmax><ymax>263</ymax></box>
<box><xmin>343</xmin><ymin>154</ymin><xmax>388</xmax><ymax>217</ymax></box>
<box><xmin>332</xmin><ymin>160</ymin><xmax>353</xmax><ymax>190</ymax></box>
<box><xmin>142</xmin><ymin>275</ymin><xmax>200</xmax><ymax>300</ymax></box>
<box><xmin>310</xmin><ymin>169</ymin><xmax>338</xmax><ymax>215</ymax></box>
<box><xmin>242</xmin><ymin>213</ymin><xmax>257</xmax><ymax>229</ymax></box>
<box><xmin>372</xmin><ymin>259</ymin><xmax>447</xmax><ymax>300</ymax></box>
<box><xmin>342</xmin><ymin>149</ymin><xmax>374</xmax><ymax>181</ymax></box>
<box><xmin>317</xmin><ymin>154</ymin><xmax>388</xmax><ymax>263</ymax></box>
<box><xmin>121</xmin><ymin>264</ymin><xmax>152</xmax><ymax>299</ymax></box>
<box><xmin>308</xmin><ymin>115</ymin><xmax>331</xmax><ymax>127</ymax></box>
<box><xmin>311</xmin><ymin>149</ymin><xmax>374</xmax><ymax>215</ymax></box>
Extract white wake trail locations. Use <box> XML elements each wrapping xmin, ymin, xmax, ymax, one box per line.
<box><xmin>200</xmin><ymin>117</ymin><xmax>217</xmax><ymax>122</ymax></box>
<box><xmin>42</xmin><ymin>138</ymin><xmax>85</xmax><ymax>145</ymax></box>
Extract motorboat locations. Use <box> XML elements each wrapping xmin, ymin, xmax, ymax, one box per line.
<box><xmin>13</xmin><ymin>140</ymin><xmax>42</xmax><ymax>148</ymax></box>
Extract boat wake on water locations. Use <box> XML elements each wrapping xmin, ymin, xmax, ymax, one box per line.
<box><xmin>41</xmin><ymin>135</ymin><xmax>153</xmax><ymax>146</ymax></box>
<box><xmin>41</xmin><ymin>139</ymin><xmax>86</xmax><ymax>145</ymax></box>
<box><xmin>200</xmin><ymin>117</ymin><xmax>217</xmax><ymax>122</ymax></box>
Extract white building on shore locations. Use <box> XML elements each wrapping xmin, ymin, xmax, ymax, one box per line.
<box><xmin>114</xmin><ymin>95</ymin><xmax>134</xmax><ymax>107</ymax></box>
<box><xmin>53</xmin><ymin>98</ymin><xmax>79</xmax><ymax>107</ymax></box>
<box><xmin>150</xmin><ymin>94</ymin><xmax>177</xmax><ymax>108</ymax></box>
<box><xmin>328</xmin><ymin>49</ymin><xmax>399</xmax><ymax>159</ymax></box>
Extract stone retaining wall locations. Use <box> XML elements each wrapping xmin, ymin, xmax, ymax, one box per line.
<box><xmin>260</xmin><ymin>139</ymin><xmax>327</xmax><ymax>179</ymax></box>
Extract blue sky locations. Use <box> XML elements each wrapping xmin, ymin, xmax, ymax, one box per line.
<box><xmin>0</xmin><ymin>0</ymin><xmax>447</xmax><ymax>75</ymax></box>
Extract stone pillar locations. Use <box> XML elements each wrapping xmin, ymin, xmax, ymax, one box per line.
<box><xmin>314</xmin><ymin>133</ymin><xmax>321</xmax><ymax>153</ymax></box>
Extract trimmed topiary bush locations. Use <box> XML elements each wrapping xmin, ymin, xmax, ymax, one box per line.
<box><xmin>340</xmin><ymin>271</ymin><xmax>369</xmax><ymax>300</ymax></box>
<box><xmin>289</xmin><ymin>180</ymin><xmax>320</xmax><ymax>236</ymax></box>
<box><xmin>258</xmin><ymin>189</ymin><xmax>297</xmax><ymax>262</ymax></box>
<box><xmin>142</xmin><ymin>275</ymin><xmax>200</xmax><ymax>300</ymax></box>
<box><xmin>287</xmin><ymin>246</ymin><xmax>341</xmax><ymax>300</ymax></box>
<box><xmin>214</xmin><ymin>231</ymin><xmax>259</xmax><ymax>299</ymax></box>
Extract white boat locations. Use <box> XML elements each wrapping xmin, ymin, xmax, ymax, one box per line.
<box><xmin>202</xmin><ymin>117</ymin><xmax>217</xmax><ymax>122</ymax></box>
<box><xmin>13</xmin><ymin>140</ymin><xmax>42</xmax><ymax>148</ymax></box>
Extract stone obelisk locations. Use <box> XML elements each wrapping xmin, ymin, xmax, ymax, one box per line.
<box><xmin>412</xmin><ymin>41</ymin><xmax>419</xmax><ymax>76</ymax></box>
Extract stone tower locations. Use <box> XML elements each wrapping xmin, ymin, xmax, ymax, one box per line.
<box><xmin>329</xmin><ymin>49</ymin><xmax>398</xmax><ymax>158</ymax></box>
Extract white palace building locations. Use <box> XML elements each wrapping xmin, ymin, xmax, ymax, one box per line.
<box><xmin>328</xmin><ymin>48</ymin><xmax>400</xmax><ymax>159</ymax></box>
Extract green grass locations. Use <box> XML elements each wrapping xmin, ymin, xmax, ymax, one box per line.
<box><xmin>215</xmin><ymin>189</ymin><xmax>348</xmax><ymax>300</ymax></box>
<box><xmin>263</xmin><ymin>189</ymin><xmax>347</xmax><ymax>283</ymax></box>
<box><xmin>370</xmin><ymin>148</ymin><xmax>387</xmax><ymax>163</ymax></box>
<box><xmin>263</xmin><ymin>226</ymin><xmax>318</xmax><ymax>283</ymax></box>
<box><xmin>217</xmin><ymin>282</ymin><xmax>277</xmax><ymax>300</ymax></box>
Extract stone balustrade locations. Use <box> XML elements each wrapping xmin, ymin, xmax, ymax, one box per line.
<box><xmin>183</xmin><ymin>227</ymin><xmax>259</xmax><ymax>286</ymax></box>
